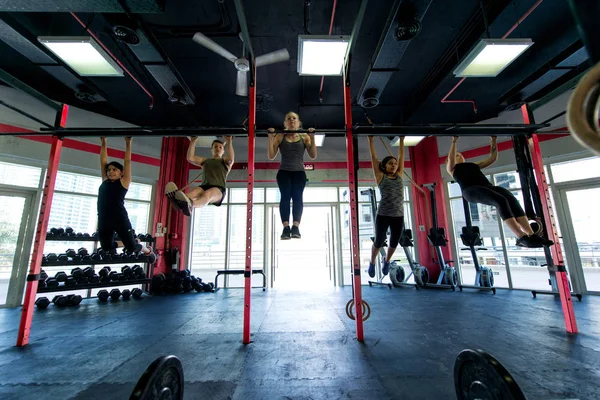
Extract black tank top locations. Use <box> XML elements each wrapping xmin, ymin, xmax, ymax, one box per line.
<box><xmin>452</xmin><ymin>162</ymin><xmax>492</xmax><ymax>189</ymax></box>
<box><xmin>97</xmin><ymin>179</ymin><xmax>128</xmax><ymax>218</ymax></box>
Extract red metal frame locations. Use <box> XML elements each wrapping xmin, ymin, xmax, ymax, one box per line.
<box><xmin>343</xmin><ymin>73</ymin><xmax>364</xmax><ymax>341</ymax></box>
<box><xmin>243</xmin><ymin>77</ymin><xmax>257</xmax><ymax>344</ymax></box>
<box><xmin>521</xmin><ymin>105</ymin><xmax>577</xmax><ymax>334</ymax></box>
<box><xmin>17</xmin><ymin>136</ymin><xmax>63</xmax><ymax>346</ymax></box>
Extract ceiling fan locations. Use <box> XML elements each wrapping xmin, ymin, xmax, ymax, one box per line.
<box><xmin>193</xmin><ymin>32</ymin><xmax>290</xmax><ymax>96</ymax></box>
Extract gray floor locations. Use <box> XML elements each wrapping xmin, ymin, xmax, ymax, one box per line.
<box><xmin>0</xmin><ymin>286</ymin><xmax>598</xmax><ymax>399</ymax></box>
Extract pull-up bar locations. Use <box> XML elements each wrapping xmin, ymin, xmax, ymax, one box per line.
<box><xmin>353</xmin><ymin>123</ymin><xmax>549</xmax><ymax>136</ymax></box>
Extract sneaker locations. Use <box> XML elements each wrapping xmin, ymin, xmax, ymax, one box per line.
<box><xmin>165</xmin><ymin>182</ymin><xmax>180</xmax><ymax>212</ymax></box>
<box><xmin>382</xmin><ymin>260</ymin><xmax>390</xmax><ymax>276</ymax></box>
<box><xmin>530</xmin><ymin>235</ymin><xmax>554</xmax><ymax>246</ymax></box>
<box><xmin>516</xmin><ymin>235</ymin><xmax>543</xmax><ymax>248</ymax></box>
<box><xmin>291</xmin><ymin>225</ymin><xmax>301</xmax><ymax>239</ymax></box>
<box><xmin>174</xmin><ymin>191</ymin><xmax>193</xmax><ymax>216</ymax></box>
<box><xmin>281</xmin><ymin>226</ymin><xmax>291</xmax><ymax>240</ymax></box>
<box><xmin>368</xmin><ymin>262</ymin><xmax>375</xmax><ymax>278</ymax></box>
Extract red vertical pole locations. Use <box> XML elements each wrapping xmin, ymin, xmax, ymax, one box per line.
<box><xmin>17</xmin><ymin>136</ymin><xmax>63</xmax><ymax>346</ymax></box>
<box><xmin>521</xmin><ymin>105</ymin><xmax>577</xmax><ymax>334</ymax></box>
<box><xmin>243</xmin><ymin>73</ymin><xmax>256</xmax><ymax>344</ymax></box>
<box><xmin>343</xmin><ymin>70</ymin><xmax>364</xmax><ymax>341</ymax></box>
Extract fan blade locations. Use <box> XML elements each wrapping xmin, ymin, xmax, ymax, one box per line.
<box><xmin>255</xmin><ymin>49</ymin><xmax>290</xmax><ymax>67</ymax></box>
<box><xmin>192</xmin><ymin>32</ymin><xmax>238</xmax><ymax>63</ymax></box>
<box><xmin>236</xmin><ymin>70</ymin><xmax>248</xmax><ymax>97</ymax></box>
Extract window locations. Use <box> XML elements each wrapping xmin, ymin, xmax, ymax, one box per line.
<box><xmin>0</xmin><ymin>161</ymin><xmax>41</xmax><ymax>188</ymax></box>
<box><xmin>551</xmin><ymin>157</ymin><xmax>600</xmax><ymax>183</ymax></box>
<box><xmin>189</xmin><ymin>206</ymin><xmax>228</xmax><ymax>282</ymax></box>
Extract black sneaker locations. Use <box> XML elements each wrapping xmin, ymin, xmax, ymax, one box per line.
<box><xmin>530</xmin><ymin>234</ymin><xmax>554</xmax><ymax>246</ymax></box>
<box><xmin>281</xmin><ymin>226</ymin><xmax>291</xmax><ymax>240</ymax></box>
<box><xmin>291</xmin><ymin>225</ymin><xmax>301</xmax><ymax>239</ymax></box>
<box><xmin>516</xmin><ymin>235</ymin><xmax>543</xmax><ymax>248</ymax></box>
<box><xmin>368</xmin><ymin>262</ymin><xmax>375</xmax><ymax>278</ymax></box>
<box><xmin>382</xmin><ymin>260</ymin><xmax>390</xmax><ymax>276</ymax></box>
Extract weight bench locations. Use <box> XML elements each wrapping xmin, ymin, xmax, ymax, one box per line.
<box><xmin>214</xmin><ymin>269</ymin><xmax>266</xmax><ymax>291</ymax></box>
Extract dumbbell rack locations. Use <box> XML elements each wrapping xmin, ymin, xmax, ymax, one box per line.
<box><xmin>39</xmin><ymin>233</ymin><xmax>155</xmax><ymax>298</ymax></box>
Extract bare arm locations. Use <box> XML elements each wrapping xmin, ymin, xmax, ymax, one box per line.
<box><xmin>368</xmin><ymin>136</ymin><xmax>384</xmax><ymax>184</ymax></box>
<box><xmin>223</xmin><ymin>136</ymin><xmax>234</xmax><ymax>171</ymax></box>
<box><xmin>397</xmin><ymin>136</ymin><xmax>405</xmax><ymax>177</ymax></box>
<box><xmin>100</xmin><ymin>137</ymin><xmax>108</xmax><ymax>180</ymax></box>
<box><xmin>186</xmin><ymin>137</ymin><xmax>207</xmax><ymax>167</ymax></box>
<box><xmin>476</xmin><ymin>136</ymin><xmax>498</xmax><ymax>169</ymax></box>
<box><xmin>121</xmin><ymin>137</ymin><xmax>132</xmax><ymax>189</ymax></box>
<box><xmin>446</xmin><ymin>136</ymin><xmax>458</xmax><ymax>176</ymax></box>
<box><xmin>304</xmin><ymin>128</ymin><xmax>317</xmax><ymax>159</ymax></box>
<box><xmin>267</xmin><ymin>131</ymin><xmax>283</xmax><ymax>160</ymax></box>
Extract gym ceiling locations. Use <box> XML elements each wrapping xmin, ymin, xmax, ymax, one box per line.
<box><xmin>0</xmin><ymin>0</ymin><xmax>589</xmax><ymax>134</ymax></box>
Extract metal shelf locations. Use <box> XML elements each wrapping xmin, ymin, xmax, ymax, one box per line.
<box><xmin>41</xmin><ymin>258</ymin><xmax>152</xmax><ymax>267</ymax></box>
<box><xmin>38</xmin><ymin>279</ymin><xmax>151</xmax><ymax>293</ymax></box>
<box><xmin>45</xmin><ymin>236</ymin><xmax>155</xmax><ymax>243</ymax></box>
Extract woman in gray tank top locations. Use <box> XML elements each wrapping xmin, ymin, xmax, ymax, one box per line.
<box><xmin>267</xmin><ymin>112</ymin><xmax>317</xmax><ymax>240</ymax></box>
<box><xmin>367</xmin><ymin>135</ymin><xmax>405</xmax><ymax>278</ymax></box>
<box><xmin>165</xmin><ymin>136</ymin><xmax>234</xmax><ymax>217</ymax></box>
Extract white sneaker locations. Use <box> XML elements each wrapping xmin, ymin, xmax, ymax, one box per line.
<box><xmin>165</xmin><ymin>182</ymin><xmax>180</xmax><ymax>212</ymax></box>
<box><xmin>174</xmin><ymin>191</ymin><xmax>193</xmax><ymax>216</ymax></box>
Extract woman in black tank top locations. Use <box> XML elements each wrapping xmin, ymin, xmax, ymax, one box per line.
<box><xmin>98</xmin><ymin>137</ymin><xmax>156</xmax><ymax>262</ymax></box>
<box><xmin>267</xmin><ymin>112</ymin><xmax>317</xmax><ymax>240</ymax></box>
<box><xmin>446</xmin><ymin>136</ymin><xmax>552</xmax><ymax>248</ymax></box>
<box><xmin>165</xmin><ymin>136</ymin><xmax>234</xmax><ymax>217</ymax></box>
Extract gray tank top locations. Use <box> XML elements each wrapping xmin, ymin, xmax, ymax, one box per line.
<box><xmin>377</xmin><ymin>174</ymin><xmax>404</xmax><ymax>217</ymax></box>
<box><xmin>278</xmin><ymin>138</ymin><xmax>306</xmax><ymax>171</ymax></box>
<box><xmin>202</xmin><ymin>158</ymin><xmax>228</xmax><ymax>188</ymax></box>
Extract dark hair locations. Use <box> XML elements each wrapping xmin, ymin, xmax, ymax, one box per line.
<box><xmin>105</xmin><ymin>161</ymin><xmax>124</xmax><ymax>173</ymax></box>
<box><xmin>211</xmin><ymin>139</ymin><xmax>224</xmax><ymax>147</ymax></box>
<box><xmin>379</xmin><ymin>156</ymin><xmax>397</xmax><ymax>173</ymax></box>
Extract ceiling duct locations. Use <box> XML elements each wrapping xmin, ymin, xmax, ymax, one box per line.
<box><xmin>0</xmin><ymin>0</ymin><xmax>164</xmax><ymax>13</ymax></box>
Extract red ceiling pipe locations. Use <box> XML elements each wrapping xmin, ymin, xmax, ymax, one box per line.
<box><xmin>318</xmin><ymin>0</ymin><xmax>338</xmax><ymax>103</ymax></box>
<box><xmin>70</xmin><ymin>12</ymin><xmax>155</xmax><ymax>109</ymax></box>
<box><xmin>440</xmin><ymin>0</ymin><xmax>544</xmax><ymax>112</ymax></box>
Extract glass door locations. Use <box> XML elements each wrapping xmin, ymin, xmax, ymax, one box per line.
<box><xmin>558</xmin><ymin>185</ymin><xmax>600</xmax><ymax>293</ymax></box>
<box><xmin>0</xmin><ymin>192</ymin><xmax>35</xmax><ymax>307</ymax></box>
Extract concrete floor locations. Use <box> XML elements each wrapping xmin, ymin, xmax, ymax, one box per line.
<box><xmin>0</xmin><ymin>286</ymin><xmax>598</xmax><ymax>399</ymax></box>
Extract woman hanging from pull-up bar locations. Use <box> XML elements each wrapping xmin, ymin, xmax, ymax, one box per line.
<box><xmin>367</xmin><ymin>135</ymin><xmax>406</xmax><ymax>278</ymax></box>
<box><xmin>446</xmin><ymin>136</ymin><xmax>552</xmax><ymax>248</ymax></box>
<box><xmin>166</xmin><ymin>136</ymin><xmax>234</xmax><ymax>216</ymax></box>
<box><xmin>267</xmin><ymin>112</ymin><xmax>317</xmax><ymax>240</ymax></box>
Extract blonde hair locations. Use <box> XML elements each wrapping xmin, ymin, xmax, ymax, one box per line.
<box><xmin>284</xmin><ymin>112</ymin><xmax>302</xmax><ymax>128</ymax></box>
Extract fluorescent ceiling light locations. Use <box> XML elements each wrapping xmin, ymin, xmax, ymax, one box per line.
<box><xmin>314</xmin><ymin>134</ymin><xmax>325</xmax><ymax>147</ymax></box>
<box><xmin>192</xmin><ymin>136</ymin><xmax>219</xmax><ymax>148</ymax></box>
<box><xmin>453</xmin><ymin>39</ymin><xmax>533</xmax><ymax>77</ymax></box>
<box><xmin>38</xmin><ymin>36</ymin><xmax>123</xmax><ymax>77</ymax></box>
<box><xmin>298</xmin><ymin>35</ymin><xmax>350</xmax><ymax>76</ymax></box>
<box><xmin>391</xmin><ymin>136</ymin><xmax>426</xmax><ymax>147</ymax></box>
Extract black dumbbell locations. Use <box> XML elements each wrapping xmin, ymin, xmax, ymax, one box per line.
<box><xmin>42</xmin><ymin>255</ymin><xmax>48</xmax><ymax>264</ymax></box>
<box><xmin>103</xmin><ymin>253</ymin><xmax>113</xmax><ymax>261</ymax></box>
<box><xmin>132</xmin><ymin>288</ymin><xmax>143</xmax><ymax>299</ymax></box>
<box><xmin>77</xmin><ymin>247</ymin><xmax>89</xmax><ymax>256</ymax></box>
<box><xmin>132</xmin><ymin>265</ymin><xmax>143</xmax><ymax>277</ymax></box>
<box><xmin>77</xmin><ymin>276</ymin><xmax>89</xmax><ymax>285</ymax></box>
<box><xmin>38</xmin><ymin>280</ymin><xmax>47</xmax><ymax>289</ymax></box>
<box><xmin>58</xmin><ymin>253</ymin><xmax>69</xmax><ymax>262</ymax></box>
<box><xmin>65</xmin><ymin>227</ymin><xmax>74</xmax><ymax>236</ymax></box>
<box><xmin>202</xmin><ymin>282</ymin><xmax>214</xmax><ymax>292</ymax></box>
<box><xmin>99</xmin><ymin>266</ymin><xmax>111</xmax><ymax>277</ymax></box>
<box><xmin>90</xmin><ymin>274</ymin><xmax>100</xmax><ymax>284</ymax></box>
<box><xmin>47</xmin><ymin>253</ymin><xmax>58</xmax><ymax>263</ymax></box>
<box><xmin>65</xmin><ymin>276</ymin><xmax>77</xmax><ymax>286</ymax></box>
<box><xmin>52</xmin><ymin>295</ymin><xmax>69</xmax><ymax>307</ymax></box>
<box><xmin>76</xmin><ymin>232</ymin><xmax>84</xmax><ymax>237</ymax></box>
<box><xmin>91</xmin><ymin>252</ymin><xmax>101</xmax><ymax>261</ymax></box>
<box><xmin>67</xmin><ymin>294</ymin><xmax>83</xmax><ymax>306</ymax></box>
<box><xmin>82</xmin><ymin>254</ymin><xmax>92</xmax><ymax>261</ymax></box>
<box><xmin>121</xmin><ymin>289</ymin><xmax>132</xmax><ymax>300</ymax></box>
<box><xmin>97</xmin><ymin>249</ymin><xmax>106</xmax><ymax>258</ymax></box>
<box><xmin>118</xmin><ymin>273</ymin><xmax>127</xmax><ymax>282</ymax></box>
<box><xmin>91</xmin><ymin>231</ymin><xmax>98</xmax><ymax>238</ymax></box>
<box><xmin>183</xmin><ymin>277</ymin><xmax>192</xmax><ymax>293</ymax></box>
<box><xmin>178</xmin><ymin>270</ymin><xmax>188</xmax><ymax>279</ymax></box>
<box><xmin>100</xmin><ymin>275</ymin><xmax>111</xmax><ymax>283</ymax></box>
<box><xmin>73</xmin><ymin>254</ymin><xmax>82</xmax><ymax>262</ymax></box>
<box><xmin>109</xmin><ymin>271</ymin><xmax>120</xmax><ymax>281</ymax></box>
<box><xmin>83</xmin><ymin>232</ymin><xmax>90</xmax><ymax>237</ymax></box>
<box><xmin>66</xmin><ymin>249</ymin><xmax>77</xmax><ymax>258</ymax></box>
<box><xmin>40</xmin><ymin>269</ymin><xmax>48</xmax><ymax>281</ymax></box>
<box><xmin>46</xmin><ymin>278</ymin><xmax>59</xmax><ymax>288</ymax></box>
<box><xmin>35</xmin><ymin>297</ymin><xmax>50</xmax><ymax>309</ymax></box>
<box><xmin>97</xmin><ymin>290</ymin><xmax>109</xmax><ymax>302</ymax></box>
<box><xmin>71</xmin><ymin>267</ymin><xmax>84</xmax><ymax>280</ymax></box>
<box><xmin>50</xmin><ymin>227</ymin><xmax>60</xmax><ymax>236</ymax></box>
<box><xmin>121</xmin><ymin>266</ymin><xmax>133</xmax><ymax>278</ymax></box>
<box><xmin>46</xmin><ymin>231</ymin><xmax>54</xmax><ymax>238</ymax></box>
<box><xmin>83</xmin><ymin>267</ymin><xmax>95</xmax><ymax>278</ymax></box>
<box><xmin>110</xmin><ymin>289</ymin><xmax>121</xmax><ymax>300</ymax></box>
<box><xmin>55</xmin><ymin>271</ymin><xmax>67</xmax><ymax>282</ymax></box>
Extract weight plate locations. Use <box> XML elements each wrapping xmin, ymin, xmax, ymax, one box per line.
<box><xmin>130</xmin><ymin>355</ymin><xmax>184</xmax><ymax>400</ymax></box>
<box><xmin>454</xmin><ymin>349</ymin><xmax>526</xmax><ymax>400</ymax></box>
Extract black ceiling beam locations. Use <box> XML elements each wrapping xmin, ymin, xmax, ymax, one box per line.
<box><xmin>344</xmin><ymin>0</ymin><xmax>370</xmax><ymax>82</ymax></box>
<box><xmin>568</xmin><ymin>0</ymin><xmax>600</xmax><ymax>64</ymax></box>
<box><xmin>356</xmin><ymin>0</ymin><xmax>433</xmax><ymax>108</ymax></box>
<box><xmin>0</xmin><ymin>99</ymin><xmax>53</xmax><ymax>128</ymax></box>
<box><xmin>0</xmin><ymin>0</ymin><xmax>164</xmax><ymax>13</ymax></box>
<box><xmin>0</xmin><ymin>68</ymin><xmax>61</xmax><ymax>112</ymax></box>
<box><xmin>232</xmin><ymin>0</ymin><xmax>254</xmax><ymax>62</ymax></box>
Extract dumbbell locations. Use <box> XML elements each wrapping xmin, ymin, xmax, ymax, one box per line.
<box><xmin>46</xmin><ymin>253</ymin><xmax>59</xmax><ymax>263</ymax></box>
<box><xmin>97</xmin><ymin>290</ymin><xmax>109</xmax><ymax>302</ymax></box>
<box><xmin>71</xmin><ymin>267</ymin><xmax>84</xmax><ymax>280</ymax></box>
<box><xmin>132</xmin><ymin>288</ymin><xmax>143</xmax><ymax>299</ymax></box>
<box><xmin>65</xmin><ymin>227</ymin><xmax>74</xmax><ymax>236</ymax></box>
<box><xmin>46</xmin><ymin>278</ymin><xmax>59</xmax><ymax>288</ymax></box>
<box><xmin>182</xmin><ymin>277</ymin><xmax>192</xmax><ymax>293</ymax></box>
<box><xmin>65</xmin><ymin>276</ymin><xmax>77</xmax><ymax>286</ymax></box>
<box><xmin>121</xmin><ymin>265</ymin><xmax>133</xmax><ymax>279</ymax></box>
<box><xmin>40</xmin><ymin>269</ymin><xmax>48</xmax><ymax>281</ymax></box>
<box><xmin>132</xmin><ymin>265</ymin><xmax>143</xmax><ymax>278</ymax></box>
<box><xmin>100</xmin><ymin>275</ymin><xmax>111</xmax><ymax>283</ymax></box>
<box><xmin>91</xmin><ymin>252</ymin><xmax>101</xmax><ymax>261</ymax></box>
<box><xmin>99</xmin><ymin>266</ymin><xmax>111</xmax><ymax>277</ymax></box>
<box><xmin>35</xmin><ymin>297</ymin><xmax>50</xmax><ymax>309</ymax></box>
<box><xmin>178</xmin><ymin>270</ymin><xmax>189</xmax><ymax>279</ymax></box>
<box><xmin>83</xmin><ymin>267</ymin><xmax>95</xmax><ymax>278</ymax></box>
<box><xmin>58</xmin><ymin>254</ymin><xmax>69</xmax><ymax>262</ymax></box>
<box><xmin>38</xmin><ymin>279</ymin><xmax>47</xmax><ymax>289</ymax></box>
<box><xmin>91</xmin><ymin>231</ymin><xmax>98</xmax><ymax>238</ymax></box>
<box><xmin>97</xmin><ymin>249</ymin><xmax>106</xmax><ymax>258</ymax></box>
<box><xmin>46</xmin><ymin>230</ymin><xmax>54</xmax><ymax>238</ymax></box>
<box><xmin>67</xmin><ymin>294</ymin><xmax>83</xmax><ymax>306</ymax></box>
<box><xmin>77</xmin><ymin>247</ymin><xmax>89</xmax><ymax>257</ymax></box>
<box><xmin>202</xmin><ymin>282</ymin><xmax>214</xmax><ymax>292</ymax></box>
<box><xmin>90</xmin><ymin>274</ymin><xmax>100</xmax><ymax>284</ymax></box>
<box><xmin>109</xmin><ymin>271</ymin><xmax>120</xmax><ymax>282</ymax></box>
<box><xmin>151</xmin><ymin>274</ymin><xmax>165</xmax><ymax>295</ymax></box>
<box><xmin>77</xmin><ymin>276</ymin><xmax>90</xmax><ymax>285</ymax></box>
<box><xmin>110</xmin><ymin>289</ymin><xmax>121</xmax><ymax>300</ymax></box>
<box><xmin>76</xmin><ymin>232</ymin><xmax>84</xmax><ymax>237</ymax></box>
<box><xmin>55</xmin><ymin>271</ymin><xmax>67</xmax><ymax>283</ymax></box>
<box><xmin>50</xmin><ymin>227</ymin><xmax>64</xmax><ymax>236</ymax></box>
<box><xmin>66</xmin><ymin>249</ymin><xmax>77</xmax><ymax>258</ymax></box>
<box><xmin>83</xmin><ymin>232</ymin><xmax>90</xmax><ymax>237</ymax></box>
<box><xmin>121</xmin><ymin>289</ymin><xmax>132</xmax><ymax>300</ymax></box>
<box><xmin>73</xmin><ymin>254</ymin><xmax>82</xmax><ymax>262</ymax></box>
<box><xmin>118</xmin><ymin>273</ymin><xmax>127</xmax><ymax>282</ymax></box>
<box><xmin>52</xmin><ymin>295</ymin><xmax>69</xmax><ymax>307</ymax></box>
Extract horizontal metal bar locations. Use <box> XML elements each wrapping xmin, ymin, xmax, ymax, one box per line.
<box><xmin>29</xmin><ymin>126</ymin><xmax>249</xmax><ymax>137</ymax></box>
<box><xmin>0</xmin><ymin>68</ymin><xmax>62</xmax><ymax>112</ymax></box>
<box><xmin>0</xmin><ymin>100</ymin><xmax>53</xmax><ymax>128</ymax></box>
<box><xmin>255</xmin><ymin>129</ymin><xmax>347</xmax><ymax>134</ymax></box>
<box><xmin>353</xmin><ymin>123</ymin><xmax>549</xmax><ymax>136</ymax></box>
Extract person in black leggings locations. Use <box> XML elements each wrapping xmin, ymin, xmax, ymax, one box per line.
<box><xmin>98</xmin><ymin>137</ymin><xmax>156</xmax><ymax>262</ymax></box>
<box><xmin>446</xmin><ymin>136</ymin><xmax>552</xmax><ymax>248</ymax></box>
<box><xmin>267</xmin><ymin>112</ymin><xmax>317</xmax><ymax>239</ymax></box>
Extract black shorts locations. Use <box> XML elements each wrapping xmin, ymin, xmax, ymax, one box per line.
<box><xmin>200</xmin><ymin>185</ymin><xmax>226</xmax><ymax>207</ymax></box>
<box><xmin>97</xmin><ymin>216</ymin><xmax>142</xmax><ymax>253</ymax></box>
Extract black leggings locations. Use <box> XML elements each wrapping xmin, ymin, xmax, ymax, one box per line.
<box><xmin>98</xmin><ymin>216</ymin><xmax>141</xmax><ymax>253</ymax></box>
<box><xmin>462</xmin><ymin>185</ymin><xmax>526</xmax><ymax>221</ymax></box>
<box><xmin>374</xmin><ymin>215</ymin><xmax>405</xmax><ymax>249</ymax></box>
<box><xmin>276</xmin><ymin>170</ymin><xmax>306</xmax><ymax>223</ymax></box>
